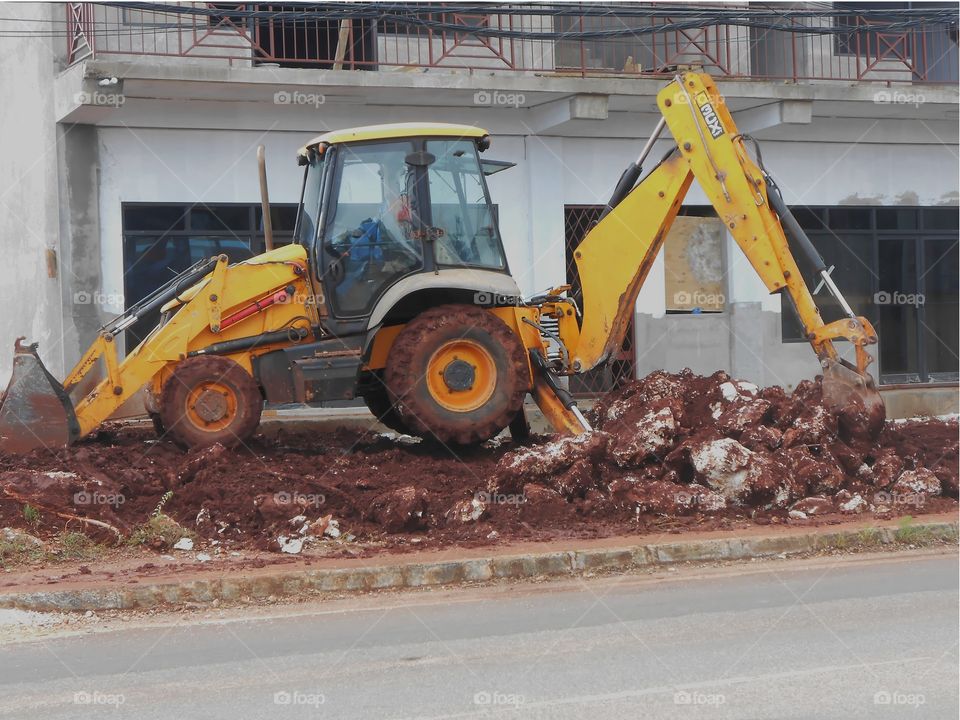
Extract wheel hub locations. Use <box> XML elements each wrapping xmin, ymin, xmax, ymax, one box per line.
<box><xmin>193</xmin><ymin>388</ymin><xmax>229</xmax><ymax>423</ymax></box>
<box><xmin>425</xmin><ymin>339</ymin><xmax>497</xmax><ymax>413</ymax></box>
<box><xmin>442</xmin><ymin>359</ymin><xmax>476</xmax><ymax>392</ymax></box>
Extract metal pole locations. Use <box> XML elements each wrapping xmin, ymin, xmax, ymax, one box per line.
<box><xmin>818</xmin><ymin>270</ymin><xmax>857</xmax><ymax>319</ymax></box>
<box><xmin>635</xmin><ymin>116</ymin><xmax>667</xmax><ymax>166</ymax></box>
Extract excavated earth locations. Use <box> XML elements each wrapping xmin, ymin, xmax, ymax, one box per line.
<box><xmin>0</xmin><ymin>370</ymin><xmax>956</xmax><ymax>558</ymax></box>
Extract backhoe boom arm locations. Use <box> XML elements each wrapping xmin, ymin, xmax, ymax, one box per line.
<box><xmin>568</xmin><ymin>72</ymin><xmax>883</xmax><ymax>431</ymax></box>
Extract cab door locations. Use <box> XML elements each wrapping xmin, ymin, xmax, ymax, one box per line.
<box><xmin>320</xmin><ymin>140</ymin><xmax>427</xmax><ymax>318</ymax></box>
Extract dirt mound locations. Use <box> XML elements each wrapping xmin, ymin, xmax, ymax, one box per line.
<box><xmin>489</xmin><ymin>369</ymin><xmax>957</xmax><ymax>522</ymax></box>
<box><xmin>0</xmin><ymin>370</ymin><xmax>956</xmax><ymax>555</ymax></box>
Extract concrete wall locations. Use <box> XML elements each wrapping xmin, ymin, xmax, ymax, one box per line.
<box><xmin>0</xmin><ymin>4</ymin><xmax>66</xmax><ymax>379</ymax></box>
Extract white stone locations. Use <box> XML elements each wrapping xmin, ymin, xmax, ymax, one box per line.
<box><xmin>839</xmin><ymin>494</ymin><xmax>867</xmax><ymax>513</ymax></box>
<box><xmin>277</xmin><ymin>536</ymin><xmax>303</xmax><ymax>554</ymax></box>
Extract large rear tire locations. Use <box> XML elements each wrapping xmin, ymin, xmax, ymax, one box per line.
<box><xmin>386</xmin><ymin>304</ymin><xmax>529</xmax><ymax>445</ymax></box>
<box><xmin>159</xmin><ymin>355</ymin><xmax>263</xmax><ymax>449</ymax></box>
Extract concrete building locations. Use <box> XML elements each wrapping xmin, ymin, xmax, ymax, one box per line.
<box><xmin>1</xmin><ymin>3</ymin><xmax>957</xmax><ymax>417</ymax></box>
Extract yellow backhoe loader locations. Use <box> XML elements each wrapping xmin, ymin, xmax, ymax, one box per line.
<box><xmin>0</xmin><ymin>72</ymin><xmax>884</xmax><ymax>454</ymax></box>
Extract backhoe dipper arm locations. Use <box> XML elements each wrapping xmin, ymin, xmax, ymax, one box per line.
<box><xmin>569</xmin><ymin>72</ymin><xmax>883</xmax><ymax>430</ymax></box>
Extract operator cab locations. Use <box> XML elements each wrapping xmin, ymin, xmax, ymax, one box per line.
<box><xmin>295</xmin><ymin>123</ymin><xmax>511</xmax><ymax>323</ymax></box>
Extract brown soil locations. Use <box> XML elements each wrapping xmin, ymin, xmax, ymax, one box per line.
<box><xmin>0</xmin><ymin>370</ymin><xmax>956</xmax><ymax>557</ymax></box>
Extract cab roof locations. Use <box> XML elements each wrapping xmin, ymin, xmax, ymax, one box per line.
<box><xmin>296</xmin><ymin>122</ymin><xmax>487</xmax><ymax>160</ymax></box>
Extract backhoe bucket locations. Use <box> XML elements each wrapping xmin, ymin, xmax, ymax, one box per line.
<box><xmin>0</xmin><ymin>339</ymin><xmax>79</xmax><ymax>454</ymax></box>
<box><xmin>821</xmin><ymin>358</ymin><xmax>886</xmax><ymax>439</ymax></box>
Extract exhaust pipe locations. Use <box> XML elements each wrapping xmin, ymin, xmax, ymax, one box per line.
<box><xmin>258</xmin><ymin>145</ymin><xmax>275</xmax><ymax>252</ymax></box>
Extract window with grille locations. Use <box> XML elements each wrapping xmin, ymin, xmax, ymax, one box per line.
<box><xmin>781</xmin><ymin>206</ymin><xmax>958</xmax><ymax>384</ymax></box>
<box><xmin>564</xmin><ymin>205</ymin><xmax>636</xmax><ymax>396</ymax></box>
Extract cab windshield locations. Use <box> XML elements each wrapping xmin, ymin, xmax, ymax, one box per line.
<box><xmin>427</xmin><ymin>139</ymin><xmax>507</xmax><ymax>270</ymax></box>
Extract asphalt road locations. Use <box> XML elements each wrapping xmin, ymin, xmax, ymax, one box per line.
<box><xmin>1</xmin><ymin>552</ymin><xmax>957</xmax><ymax>719</ymax></box>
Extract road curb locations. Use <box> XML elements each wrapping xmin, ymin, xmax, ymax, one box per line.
<box><xmin>2</xmin><ymin>521</ymin><xmax>956</xmax><ymax>612</ymax></box>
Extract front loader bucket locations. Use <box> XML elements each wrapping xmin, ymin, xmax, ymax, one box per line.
<box><xmin>821</xmin><ymin>358</ymin><xmax>886</xmax><ymax>439</ymax></box>
<box><xmin>0</xmin><ymin>339</ymin><xmax>79</xmax><ymax>454</ymax></box>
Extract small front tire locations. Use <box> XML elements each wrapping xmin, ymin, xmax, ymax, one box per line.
<box><xmin>159</xmin><ymin>355</ymin><xmax>263</xmax><ymax>449</ymax></box>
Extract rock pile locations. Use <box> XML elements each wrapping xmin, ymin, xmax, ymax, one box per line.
<box><xmin>491</xmin><ymin>370</ymin><xmax>957</xmax><ymax>520</ymax></box>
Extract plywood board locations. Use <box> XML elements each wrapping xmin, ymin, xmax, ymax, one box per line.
<box><xmin>664</xmin><ymin>216</ymin><xmax>726</xmax><ymax>312</ymax></box>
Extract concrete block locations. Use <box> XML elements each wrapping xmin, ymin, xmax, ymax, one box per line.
<box><xmin>652</xmin><ymin>539</ymin><xmax>734</xmax><ymax>564</ymax></box>
<box><xmin>740</xmin><ymin>534</ymin><xmax>815</xmax><ymax>557</ymax></box>
<box><xmin>571</xmin><ymin>549</ymin><xmax>633</xmax><ymax>572</ymax></box>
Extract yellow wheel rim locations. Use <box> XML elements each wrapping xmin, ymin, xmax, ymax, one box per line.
<box><xmin>185</xmin><ymin>381</ymin><xmax>238</xmax><ymax>432</ymax></box>
<box><xmin>426</xmin><ymin>339</ymin><xmax>497</xmax><ymax>413</ymax></box>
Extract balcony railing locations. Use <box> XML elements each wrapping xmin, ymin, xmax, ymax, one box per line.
<box><xmin>66</xmin><ymin>3</ymin><xmax>958</xmax><ymax>84</ymax></box>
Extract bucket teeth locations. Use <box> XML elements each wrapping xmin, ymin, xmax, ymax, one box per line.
<box><xmin>0</xmin><ymin>338</ymin><xmax>78</xmax><ymax>454</ymax></box>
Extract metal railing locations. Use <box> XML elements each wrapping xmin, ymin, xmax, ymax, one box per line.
<box><xmin>66</xmin><ymin>3</ymin><xmax>958</xmax><ymax>84</ymax></box>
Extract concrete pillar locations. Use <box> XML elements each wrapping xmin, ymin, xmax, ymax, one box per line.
<box><xmin>728</xmin><ymin>301</ymin><xmax>766</xmax><ymax>382</ymax></box>
<box><xmin>56</xmin><ymin>123</ymin><xmax>104</xmax><ymax>372</ymax></box>
<box><xmin>522</xmin><ymin>136</ymin><xmax>566</xmax><ymax>294</ymax></box>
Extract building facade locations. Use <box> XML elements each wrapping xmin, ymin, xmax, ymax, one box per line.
<box><xmin>1</xmin><ymin>3</ymin><xmax>957</xmax><ymax>415</ymax></box>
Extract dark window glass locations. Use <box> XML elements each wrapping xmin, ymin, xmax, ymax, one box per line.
<box><xmin>123</xmin><ymin>206</ymin><xmax>186</xmax><ymax>232</ymax></box>
<box><xmin>791</xmin><ymin>207</ymin><xmax>824</xmax><ymax>230</ymax></box>
<box><xmin>190</xmin><ymin>205</ymin><xmax>251</xmax><ymax>232</ymax></box>
<box><xmin>780</xmin><ymin>205</ymin><xmax>955</xmax><ymax>383</ymax></box>
<box><xmin>922</xmin><ymin>238</ymin><xmax>959</xmax><ymax>378</ymax></box>
<box><xmin>123</xmin><ymin>235</ymin><xmax>255</xmax><ymax>348</ymax></box>
<box><xmin>256</xmin><ymin>205</ymin><xmax>299</xmax><ymax>233</ymax></box>
<box><xmin>254</xmin><ymin>233</ymin><xmax>295</xmax><ymax>252</ymax></box>
<box><xmin>876</xmin><ymin>208</ymin><xmax>918</xmax><ymax>231</ymax></box>
<box><xmin>781</xmin><ymin>232</ymin><xmax>874</xmax><ymax>341</ymax></box>
<box><xmin>923</xmin><ymin>208</ymin><xmax>960</xmax><ymax>230</ymax></box>
<box><xmin>121</xmin><ymin>202</ymin><xmax>296</xmax><ymax>350</ymax></box>
<box><xmin>185</xmin><ymin>236</ymin><xmax>254</xmax><ymax>265</ymax></box>
<box><xmin>827</xmin><ymin>208</ymin><xmax>872</xmax><ymax>230</ymax></box>
<box><xmin>877</xmin><ymin>238</ymin><xmax>921</xmax><ymax>380</ymax></box>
